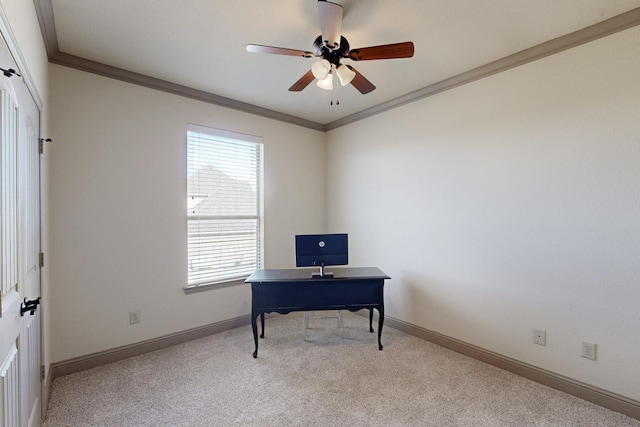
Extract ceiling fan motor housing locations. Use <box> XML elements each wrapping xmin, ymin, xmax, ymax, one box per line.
<box><xmin>313</xmin><ymin>35</ymin><xmax>350</xmax><ymax>66</ymax></box>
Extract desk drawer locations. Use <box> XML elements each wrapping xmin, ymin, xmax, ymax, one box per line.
<box><xmin>255</xmin><ymin>280</ymin><xmax>382</xmax><ymax>311</ymax></box>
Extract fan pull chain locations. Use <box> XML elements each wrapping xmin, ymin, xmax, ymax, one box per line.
<box><xmin>330</xmin><ymin>84</ymin><xmax>340</xmax><ymax>106</ymax></box>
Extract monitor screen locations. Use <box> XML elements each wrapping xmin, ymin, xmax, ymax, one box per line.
<box><xmin>295</xmin><ymin>233</ymin><xmax>348</xmax><ymax>271</ymax></box>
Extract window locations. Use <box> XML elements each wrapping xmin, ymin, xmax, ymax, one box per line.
<box><xmin>186</xmin><ymin>125</ymin><xmax>264</xmax><ymax>288</ymax></box>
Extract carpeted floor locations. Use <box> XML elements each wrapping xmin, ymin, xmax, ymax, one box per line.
<box><xmin>43</xmin><ymin>312</ymin><xmax>639</xmax><ymax>426</ymax></box>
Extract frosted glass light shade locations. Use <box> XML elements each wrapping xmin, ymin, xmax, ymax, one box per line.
<box><xmin>316</xmin><ymin>72</ymin><xmax>333</xmax><ymax>90</ymax></box>
<box><xmin>336</xmin><ymin>64</ymin><xmax>355</xmax><ymax>86</ymax></box>
<box><xmin>311</xmin><ymin>59</ymin><xmax>331</xmax><ymax>80</ymax></box>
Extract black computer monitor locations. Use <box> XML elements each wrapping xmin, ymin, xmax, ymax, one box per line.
<box><xmin>295</xmin><ymin>233</ymin><xmax>348</xmax><ymax>277</ymax></box>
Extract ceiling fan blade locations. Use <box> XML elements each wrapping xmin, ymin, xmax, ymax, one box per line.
<box><xmin>289</xmin><ymin>70</ymin><xmax>316</xmax><ymax>92</ymax></box>
<box><xmin>318</xmin><ymin>1</ymin><xmax>343</xmax><ymax>50</ymax></box>
<box><xmin>346</xmin><ymin>65</ymin><xmax>376</xmax><ymax>94</ymax></box>
<box><xmin>347</xmin><ymin>41</ymin><xmax>414</xmax><ymax>61</ymax></box>
<box><xmin>246</xmin><ymin>44</ymin><xmax>316</xmax><ymax>58</ymax></box>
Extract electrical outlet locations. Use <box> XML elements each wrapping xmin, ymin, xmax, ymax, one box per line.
<box><xmin>534</xmin><ymin>329</ymin><xmax>546</xmax><ymax>346</ymax></box>
<box><xmin>129</xmin><ymin>310</ymin><xmax>141</xmax><ymax>324</ymax></box>
<box><xmin>582</xmin><ymin>341</ymin><xmax>597</xmax><ymax>360</ymax></box>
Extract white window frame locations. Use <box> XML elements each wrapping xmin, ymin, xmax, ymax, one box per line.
<box><xmin>185</xmin><ymin>124</ymin><xmax>264</xmax><ymax>291</ymax></box>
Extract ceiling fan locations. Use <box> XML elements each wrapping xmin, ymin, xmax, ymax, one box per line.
<box><xmin>246</xmin><ymin>0</ymin><xmax>414</xmax><ymax>95</ymax></box>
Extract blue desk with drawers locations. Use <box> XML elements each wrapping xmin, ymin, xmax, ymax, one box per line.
<box><xmin>245</xmin><ymin>267</ymin><xmax>389</xmax><ymax>358</ymax></box>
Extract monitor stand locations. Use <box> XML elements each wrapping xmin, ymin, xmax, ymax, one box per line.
<box><xmin>312</xmin><ymin>264</ymin><xmax>333</xmax><ymax>278</ymax></box>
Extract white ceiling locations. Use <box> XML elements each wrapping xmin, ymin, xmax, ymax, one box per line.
<box><xmin>45</xmin><ymin>0</ymin><xmax>640</xmax><ymax>128</ymax></box>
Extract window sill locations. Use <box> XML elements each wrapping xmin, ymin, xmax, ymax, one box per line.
<box><xmin>183</xmin><ymin>277</ymin><xmax>247</xmax><ymax>295</ymax></box>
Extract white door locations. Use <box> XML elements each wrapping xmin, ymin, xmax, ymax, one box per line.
<box><xmin>0</xmin><ymin>27</ymin><xmax>42</xmax><ymax>427</ymax></box>
<box><xmin>17</xmin><ymin>74</ymin><xmax>42</xmax><ymax>427</ymax></box>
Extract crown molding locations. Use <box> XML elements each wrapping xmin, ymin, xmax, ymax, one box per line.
<box><xmin>33</xmin><ymin>1</ymin><xmax>640</xmax><ymax>132</ymax></box>
<box><xmin>48</xmin><ymin>50</ymin><xmax>326</xmax><ymax>131</ymax></box>
<box><xmin>325</xmin><ymin>7</ymin><xmax>640</xmax><ymax>130</ymax></box>
<box><xmin>32</xmin><ymin>1</ymin><xmax>325</xmax><ymax>131</ymax></box>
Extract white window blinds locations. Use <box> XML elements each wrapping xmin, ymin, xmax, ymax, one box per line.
<box><xmin>186</xmin><ymin>125</ymin><xmax>264</xmax><ymax>287</ymax></box>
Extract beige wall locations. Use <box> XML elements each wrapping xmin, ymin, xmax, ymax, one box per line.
<box><xmin>326</xmin><ymin>26</ymin><xmax>640</xmax><ymax>400</ymax></box>
<box><xmin>7</xmin><ymin>0</ymin><xmax>640</xmax><ymax>405</ymax></box>
<box><xmin>48</xmin><ymin>65</ymin><xmax>325</xmax><ymax>362</ymax></box>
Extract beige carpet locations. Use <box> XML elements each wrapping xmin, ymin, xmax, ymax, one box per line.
<box><xmin>43</xmin><ymin>312</ymin><xmax>639</xmax><ymax>426</ymax></box>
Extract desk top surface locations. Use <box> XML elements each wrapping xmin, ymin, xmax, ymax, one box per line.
<box><xmin>245</xmin><ymin>267</ymin><xmax>390</xmax><ymax>283</ymax></box>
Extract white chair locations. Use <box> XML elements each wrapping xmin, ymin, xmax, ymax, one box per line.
<box><xmin>303</xmin><ymin>310</ymin><xmax>343</xmax><ymax>329</ymax></box>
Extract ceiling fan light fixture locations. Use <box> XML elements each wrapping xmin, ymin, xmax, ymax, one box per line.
<box><xmin>316</xmin><ymin>72</ymin><xmax>334</xmax><ymax>90</ymax></box>
<box><xmin>247</xmin><ymin>0</ymin><xmax>415</xmax><ymax>95</ymax></box>
<box><xmin>311</xmin><ymin>59</ymin><xmax>331</xmax><ymax>80</ymax></box>
<box><xmin>336</xmin><ymin>64</ymin><xmax>355</xmax><ymax>86</ymax></box>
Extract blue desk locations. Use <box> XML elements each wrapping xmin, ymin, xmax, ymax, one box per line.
<box><xmin>245</xmin><ymin>267</ymin><xmax>390</xmax><ymax>358</ymax></box>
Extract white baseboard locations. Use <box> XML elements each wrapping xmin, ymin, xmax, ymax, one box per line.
<box><xmin>50</xmin><ymin>314</ymin><xmax>251</xmax><ymax>378</ymax></box>
<box><xmin>48</xmin><ymin>312</ymin><xmax>639</xmax><ymax>420</ymax></box>
<box><xmin>383</xmin><ymin>316</ymin><xmax>640</xmax><ymax>420</ymax></box>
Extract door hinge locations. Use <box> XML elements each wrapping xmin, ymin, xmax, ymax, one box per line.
<box><xmin>41</xmin><ymin>365</ymin><xmax>45</xmax><ymax>382</ymax></box>
<box><xmin>39</xmin><ymin>252</ymin><xmax>45</xmax><ymax>268</ymax></box>
<box><xmin>39</xmin><ymin>138</ymin><xmax>52</xmax><ymax>154</ymax></box>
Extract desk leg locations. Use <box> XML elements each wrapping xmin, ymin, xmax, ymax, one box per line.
<box><xmin>251</xmin><ymin>312</ymin><xmax>259</xmax><ymax>358</ymax></box>
<box><xmin>378</xmin><ymin>306</ymin><xmax>384</xmax><ymax>351</ymax></box>
<box><xmin>260</xmin><ymin>313</ymin><xmax>265</xmax><ymax>338</ymax></box>
<box><xmin>369</xmin><ymin>308</ymin><xmax>374</xmax><ymax>333</ymax></box>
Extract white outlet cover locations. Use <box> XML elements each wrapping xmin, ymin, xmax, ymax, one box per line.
<box><xmin>582</xmin><ymin>341</ymin><xmax>597</xmax><ymax>360</ymax></box>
